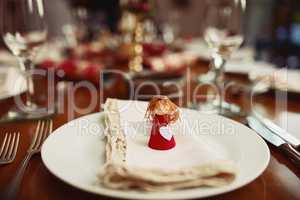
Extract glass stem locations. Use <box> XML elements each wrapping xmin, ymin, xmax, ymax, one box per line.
<box><xmin>18</xmin><ymin>58</ymin><xmax>35</xmax><ymax>108</ymax></box>
<box><xmin>212</xmin><ymin>54</ymin><xmax>226</xmax><ymax>114</ymax></box>
<box><xmin>212</xmin><ymin>54</ymin><xmax>226</xmax><ymax>83</ymax></box>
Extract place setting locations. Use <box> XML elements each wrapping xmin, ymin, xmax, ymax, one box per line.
<box><xmin>0</xmin><ymin>0</ymin><xmax>300</xmax><ymax>200</ymax></box>
<box><xmin>41</xmin><ymin>96</ymin><xmax>270</xmax><ymax>199</ymax></box>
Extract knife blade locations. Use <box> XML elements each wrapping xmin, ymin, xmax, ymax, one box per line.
<box><xmin>253</xmin><ymin>112</ymin><xmax>300</xmax><ymax>148</ymax></box>
<box><xmin>248</xmin><ymin>116</ymin><xmax>300</xmax><ymax>168</ymax></box>
<box><xmin>248</xmin><ymin>116</ymin><xmax>286</xmax><ymax>147</ymax></box>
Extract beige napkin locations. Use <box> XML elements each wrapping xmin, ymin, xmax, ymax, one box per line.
<box><xmin>99</xmin><ymin>99</ymin><xmax>237</xmax><ymax>191</ymax></box>
<box><xmin>0</xmin><ymin>66</ymin><xmax>27</xmax><ymax>98</ymax></box>
<box><xmin>250</xmin><ymin>68</ymin><xmax>300</xmax><ymax>93</ymax></box>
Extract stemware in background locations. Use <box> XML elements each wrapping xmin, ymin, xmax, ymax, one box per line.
<box><xmin>197</xmin><ymin>0</ymin><xmax>246</xmax><ymax>116</ymax></box>
<box><xmin>61</xmin><ymin>6</ymin><xmax>90</xmax><ymax>48</ymax></box>
<box><xmin>0</xmin><ymin>0</ymin><xmax>53</xmax><ymax>122</ymax></box>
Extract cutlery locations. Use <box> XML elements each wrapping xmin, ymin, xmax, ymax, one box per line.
<box><xmin>3</xmin><ymin>119</ymin><xmax>53</xmax><ymax>200</ymax></box>
<box><xmin>0</xmin><ymin>132</ymin><xmax>20</xmax><ymax>165</ymax></box>
<box><xmin>248</xmin><ymin>116</ymin><xmax>300</xmax><ymax>167</ymax></box>
<box><xmin>253</xmin><ymin>112</ymin><xmax>300</xmax><ymax>148</ymax></box>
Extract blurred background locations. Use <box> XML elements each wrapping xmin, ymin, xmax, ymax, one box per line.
<box><xmin>0</xmin><ymin>0</ymin><xmax>299</xmax><ymax>122</ymax></box>
<box><xmin>1</xmin><ymin>0</ymin><xmax>300</xmax><ymax>68</ymax></box>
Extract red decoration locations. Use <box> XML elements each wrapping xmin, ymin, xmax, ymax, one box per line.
<box><xmin>127</xmin><ymin>1</ymin><xmax>150</xmax><ymax>13</ymax></box>
<box><xmin>58</xmin><ymin>59</ymin><xmax>77</xmax><ymax>77</ymax></box>
<box><xmin>146</xmin><ymin>96</ymin><xmax>179</xmax><ymax>151</ymax></box>
<box><xmin>40</xmin><ymin>59</ymin><xmax>56</xmax><ymax>69</ymax></box>
<box><xmin>82</xmin><ymin>63</ymin><xmax>99</xmax><ymax>81</ymax></box>
<box><xmin>143</xmin><ymin>42</ymin><xmax>167</xmax><ymax>57</ymax></box>
<box><xmin>148</xmin><ymin>114</ymin><xmax>176</xmax><ymax>150</ymax></box>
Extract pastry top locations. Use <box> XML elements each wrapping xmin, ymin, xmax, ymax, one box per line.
<box><xmin>145</xmin><ymin>96</ymin><xmax>179</xmax><ymax>123</ymax></box>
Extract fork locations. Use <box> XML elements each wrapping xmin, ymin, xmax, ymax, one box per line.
<box><xmin>0</xmin><ymin>132</ymin><xmax>20</xmax><ymax>165</ymax></box>
<box><xmin>3</xmin><ymin>119</ymin><xmax>53</xmax><ymax>200</ymax></box>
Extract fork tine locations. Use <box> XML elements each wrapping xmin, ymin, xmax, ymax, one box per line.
<box><xmin>49</xmin><ymin>120</ymin><xmax>53</xmax><ymax>134</ymax></box>
<box><xmin>45</xmin><ymin>120</ymin><xmax>53</xmax><ymax>138</ymax></box>
<box><xmin>11</xmin><ymin>132</ymin><xmax>20</xmax><ymax>161</ymax></box>
<box><xmin>6</xmin><ymin>133</ymin><xmax>16</xmax><ymax>160</ymax></box>
<box><xmin>33</xmin><ymin>120</ymin><xmax>46</xmax><ymax>150</ymax></box>
<box><xmin>29</xmin><ymin>120</ymin><xmax>41</xmax><ymax>150</ymax></box>
<box><xmin>38</xmin><ymin>120</ymin><xmax>52</xmax><ymax>150</ymax></box>
<box><xmin>1</xmin><ymin>133</ymin><xmax>12</xmax><ymax>159</ymax></box>
<box><xmin>46</xmin><ymin>120</ymin><xmax>52</xmax><ymax>136</ymax></box>
<box><xmin>43</xmin><ymin>120</ymin><xmax>50</xmax><ymax>139</ymax></box>
<box><xmin>0</xmin><ymin>133</ymin><xmax>8</xmax><ymax>156</ymax></box>
<box><xmin>37</xmin><ymin>120</ymin><xmax>48</xmax><ymax>150</ymax></box>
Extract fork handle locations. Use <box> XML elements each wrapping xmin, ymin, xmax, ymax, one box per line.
<box><xmin>2</xmin><ymin>152</ymin><xmax>33</xmax><ymax>200</ymax></box>
<box><xmin>279</xmin><ymin>143</ymin><xmax>300</xmax><ymax>168</ymax></box>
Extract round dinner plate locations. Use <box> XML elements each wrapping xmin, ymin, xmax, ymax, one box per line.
<box><xmin>41</xmin><ymin>100</ymin><xmax>270</xmax><ymax>199</ymax></box>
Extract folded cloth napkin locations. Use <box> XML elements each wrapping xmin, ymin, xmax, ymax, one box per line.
<box><xmin>226</xmin><ymin>60</ymin><xmax>275</xmax><ymax>74</ymax></box>
<box><xmin>0</xmin><ymin>66</ymin><xmax>27</xmax><ymax>98</ymax></box>
<box><xmin>99</xmin><ymin>99</ymin><xmax>237</xmax><ymax>191</ymax></box>
<box><xmin>250</xmin><ymin>68</ymin><xmax>300</xmax><ymax>93</ymax></box>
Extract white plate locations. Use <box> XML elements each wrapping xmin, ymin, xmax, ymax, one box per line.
<box><xmin>41</xmin><ymin>100</ymin><xmax>270</xmax><ymax>199</ymax></box>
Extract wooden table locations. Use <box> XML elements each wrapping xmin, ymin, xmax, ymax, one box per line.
<box><xmin>0</xmin><ymin>63</ymin><xmax>299</xmax><ymax>200</ymax></box>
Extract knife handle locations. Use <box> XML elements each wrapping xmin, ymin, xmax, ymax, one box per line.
<box><xmin>279</xmin><ymin>143</ymin><xmax>300</xmax><ymax>168</ymax></box>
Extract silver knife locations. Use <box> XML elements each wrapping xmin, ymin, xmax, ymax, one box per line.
<box><xmin>248</xmin><ymin>116</ymin><xmax>300</xmax><ymax>167</ymax></box>
<box><xmin>253</xmin><ymin>112</ymin><xmax>300</xmax><ymax>148</ymax></box>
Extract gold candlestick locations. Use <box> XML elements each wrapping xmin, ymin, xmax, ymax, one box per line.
<box><xmin>129</xmin><ymin>20</ymin><xmax>144</xmax><ymax>73</ymax></box>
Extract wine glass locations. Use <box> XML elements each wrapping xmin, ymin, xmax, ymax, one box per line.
<box><xmin>0</xmin><ymin>0</ymin><xmax>52</xmax><ymax>122</ymax></box>
<box><xmin>198</xmin><ymin>0</ymin><xmax>246</xmax><ymax>116</ymax></box>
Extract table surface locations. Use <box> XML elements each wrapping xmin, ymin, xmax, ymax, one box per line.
<box><xmin>0</xmin><ymin>63</ymin><xmax>300</xmax><ymax>200</ymax></box>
